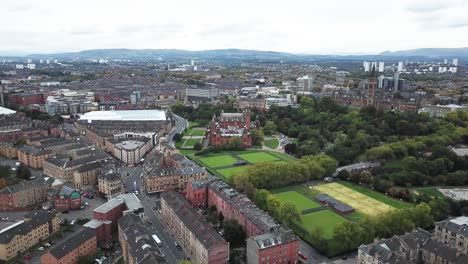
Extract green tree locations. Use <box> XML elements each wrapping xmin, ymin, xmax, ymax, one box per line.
<box><xmin>224</xmin><ymin>219</ymin><xmax>246</xmax><ymax>247</ymax></box>
<box><xmin>253</xmin><ymin>189</ymin><xmax>270</xmax><ymax>211</ymax></box>
<box><xmin>251</xmin><ymin>129</ymin><xmax>264</xmax><ymax>146</ymax></box>
<box><xmin>193</xmin><ymin>142</ymin><xmax>203</xmax><ymax>151</ymax></box>
<box><xmin>266</xmin><ymin>194</ymin><xmax>281</xmax><ymax>218</ymax></box>
<box><xmin>263</xmin><ymin>121</ymin><xmax>277</xmax><ymax>135</ymax></box>
<box><xmin>16</xmin><ymin>165</ymin><xmax>31</xmax><ymax>180</ymax></box>
<box><xmin>279</xmin><ymin>202</ymin><xmax>301</xmax><ymax>226</ymax></box>
<box><xmin>332</xmin><ymin>221</ymin><xmax>366</xmax><ymax>251</ymax></box>
<box><xmin>0</xmin><ymin>165</ymin><xmax>10</xmax><ymax>178</ymax></box>
<box><xmin>429</xmin><ymin>199</ymin><xmax>450</xmax><ymax>221</ymax></box>
<box><xmin>173</xmin><ymin>133</ymin><xmax>182</xmax><ymax>142</ymax></box>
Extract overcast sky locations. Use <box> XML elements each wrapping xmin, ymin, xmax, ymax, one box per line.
<box><xmin>1</xmin><ymin>0</ymin><xmax>467</xmax><ymax>55</ymax></box>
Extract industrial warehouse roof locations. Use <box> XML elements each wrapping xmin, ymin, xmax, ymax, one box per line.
<box><xmin>80</xmin><ymin>110</ymin><xmax>167</xmax><ymax>121</ymax></box>
<box><xmin>0</xmin><ymin>106</ymin><xmax>16</xmax><ymax>116</ymax></box>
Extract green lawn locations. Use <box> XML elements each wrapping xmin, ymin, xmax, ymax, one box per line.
<box><xmin>238</xmin><ymin>152</ymin><xmax>279</xmax><ymax>163</ymax></box>
<box><xmin>190</xmin><ymin>129</ymin><xmax>206</xmax><ymax>136</ymax></box>
<box><xmin>339</xmin><ymin>181</ymin><xmax>413</xmax><ymax>209</ymax></box>
<box><xmin>200</xmin><ymin>155</ymin><xmax>238</xmax><ymax>168</ymax></box>
<box><xmin>300</xmin><ymin>210</ymin><xmax>349</xmax><ymax>239</ymax></box>
<box><xmin>179</xmin><ymin>149</ymin><xmax>197</xmax><ymax>155</ymax></box>
<box><xmin>414</xmin><ymin>187</ymin><xmax>445</xmax><ymax>199</ymax></box>
<box><xmin>274</xmin><ymin>191</ymin><xmax>321</xmax><ymax>211</ymax></box>
<box><xmin>189</xmin><ymin>121</ymin><xmax>200</xmax><ymax>128</ymax></box>
<box><xmin>184</xmin><ymin>138</ymin><xmax>201</xmax><ymax>147</ymax></box>
<box><xmin>268</xmin><ymin>151</ymin><xmax>295</xmax><ymax>161</ymax></box>
<box><xmin>270</xmin><ymin>184</ymin><xmax>320</xmax><ymax>196</ymax></box>
<box><xmin>217</xmin><ymin>166</ymin><xmax>250</xmax><ymax>179</ymax></box>
<box><xmin>264</xmin><ymin>138</ymin><xmax>279</xmax><ymax>149</ymax></box>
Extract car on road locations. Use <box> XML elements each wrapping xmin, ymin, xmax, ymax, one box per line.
<box><xmin>37</xmin><ymin>247</ymin><xmax>45</xmax><ymax>251</ymax></box>
<box><xmin>147</xmin><ymin>220</ymin><xmax>152</xmax><ymax>225</ymax></box>
<box><xmin>15</xmin><ymin>162</ymin><xmax>20</xmax><ymax>166</ymax></box>
<box><xmin>174</xmin><ymin>242</ymin><xmax>182</xmax><ymax>251</ymax></box>
<box><xmin>299</xmin><ymin>251</ymin><xmax>308</xmax><ymax>260</ymax></box>
<box><xmin>70</xmin><ymin>220</ymin><xmax>76</xmax><ymax>225</ymax></box>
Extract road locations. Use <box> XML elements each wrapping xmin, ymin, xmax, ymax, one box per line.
<box><xmin>334</xmin><ymin>161</ymin><xmax>380</xmax><ymax>176</ymax></box>
<box><xmin>167</xmin><ymin>114</ymin><xmax>188</xmax><ymax>147</ymax></box>
<box><xmin>120</xmin><ymin>163</ymin><xmax>186</xmax><ymax>263</ymax></box>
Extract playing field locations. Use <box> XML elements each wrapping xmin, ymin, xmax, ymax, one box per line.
<box><xmin>238</xmin><ymin>152</ymin><xmax>279</xmax><ymax>163</ymax></box>
<box><xmin>200</xmin><ymin>155</ymin><xmax>237</xmax><ymax>168</ymax></box>
<box><xmin>300</xmin><ymin>210</ymin><xmax>349</xmax><ymax>239</ymax></box>
<box><xmin>217</xmin><ymin>166</ymin><xmax>250</xmax><ymax>179</ymax></box>
<box><xmin>274</xmin><ymin>191</ymin><xmax>321</xmax><ymax>211</ymax></box>
<box><xmin>184</xmin><ymin>138</ymin><xmax>201</xmax><ymax>147</ymax></box>
<box><xmin>190</xmin><ymin>129</ymin><xmax>206</xmax><ymax>137</ymax></box>
<box><xmin>312</xmin><ymin>182</ymin><xmax>394</xmax><ymax>215</ymax></box>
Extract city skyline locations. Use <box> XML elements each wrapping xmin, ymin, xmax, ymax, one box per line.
<box><xmin>1</xmin><ymin>0</ymin><xmax>468</xmax><ymax>55</ymax></box>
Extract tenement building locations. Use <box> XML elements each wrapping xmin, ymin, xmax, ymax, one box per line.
<box><xmin>434</xmin><ymin>216</ymin><xmax>468</xmax><ymax>253</ymax></box>
<box><xmin>186</xmin><ymin>180</ymin><xmax>300</xmax><ymax>263</ymax></box>
<box><xmin>41</xmin><ymin>227</ymin><xmax>97</xmax><ymax>264</ymax></box>
<box><xmin>207</xmin><ymin>110</ymin><xmax>256</xmax><ymax>148</ymax></box>
<box><xmin>358</xmin><ymin>224</ymin><xmax>468</xmax><ymax>264</ymax></box>
<box><xmin>118</xmin><ymin>213</ymin><xmax>167</xmax><ymax>264</ymax></box>
<box><xmin>112</xmin><ymin>137</ymin><xmax>152</xmax><ymax>166</ymax></box>
<box><xmin>161</xmin><ymin>191</ymin><xmax>229</xmax><ymax>264</ymax></box>
<box><xmin>0</xmin><ymin>211</ymin><xmax>60</xmax><ymax>261</ymax></box>
<box><xmin>144</xmin><ymin>149</ymin><xmax>207</xmax><ymax>193</ymax></box>
<box><xmin>98</xmin><ymin>171</ymin><xmax>124</xmax><ymax>199</ymax></box>
<box><xmin>17</xmin><ymin>145</ymin><xmax>53</xmax><ymax>169</ymax></box>
<box><xmin>0</xmin><ymin>177</ymin><xmax>53</xmax><ymax>210</ymax></box>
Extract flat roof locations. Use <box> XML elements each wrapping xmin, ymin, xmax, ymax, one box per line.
<box><xmin>0</xmin><ymin>106</ymin><xmax>16</xmax><ymax>116</ymax></box>
<box><xmin>80</xmin><ymin>110</ymin><xmax>167</xmax><ymax>121</ymax></box>
<box><xmin>115</xmin><ymin>140</ymin><xmax>145</xmax><ymax>150</ymax></box>
<box><xmin>93</xmin><ymin>193</ymin><xmax>142</xmax><ymax>214</ymax></box>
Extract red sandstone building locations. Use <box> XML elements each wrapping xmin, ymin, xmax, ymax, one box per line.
<box><xmin>41</xmin><ymin>228</ymin><xmax>97</xmax><ymax>264</ymax></box>
<box><xmin>83</xmin><ymin>193</ymin><xmax>143</xmax><ymax>244</ymax></box>
<box><xmin>49</xmin><ymin>186</ymin><xmax>81</xmax><ymax>212</ymax></box>
<box><xmin>9</xmin><ymin>92</ymin><xmax>44</xmax><ymax>107</ymax></box>
<box><xmin>207</xmin><ymin>110</ymin><xmax>255</xmax><ymax>148</ymax></box>
<box><xmin>186</xmin><ymin>180</ymin><xmax>300</xmax><ymax>264</ymax></box>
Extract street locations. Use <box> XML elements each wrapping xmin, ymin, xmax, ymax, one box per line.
<box><xmin>121</xmin><ymin>163</ymin><xmax>187</xmax><ymax>263</ymax></box>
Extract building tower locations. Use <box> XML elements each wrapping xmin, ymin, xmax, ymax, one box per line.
<box><xmin>367</xmin><ymin>66</ymin><xmax>377</xmax><ymax>106</ymax></box>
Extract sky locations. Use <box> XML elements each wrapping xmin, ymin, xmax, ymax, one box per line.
<box><xmin>1</xmin><ymin>0</ymin><xmax>468</xmax><ymax>55</ymax></box>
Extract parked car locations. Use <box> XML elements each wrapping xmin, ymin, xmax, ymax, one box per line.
<box><xmin>37</xmin><ymin>247</ymin><xmax>45</xmax><ymax>251</ymax></box>
<box><xmin>299</xmin><ymin>251</ymin><xmax>308</xmax><ymax>260</ymax></box>
<box><xmin>174</xmin><ymin>242</ymin><xmax>182</xmax><ymax>251</ymax></box>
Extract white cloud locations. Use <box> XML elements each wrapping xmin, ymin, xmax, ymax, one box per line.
<box><xmin>0</xmin><ymin>0</ymin><xmax>467</xmax><ymax>54</ymax></box>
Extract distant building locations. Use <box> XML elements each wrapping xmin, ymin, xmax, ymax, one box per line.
<box><xmin>398</xmin><ymin>61</ymin><xmax>404</xmax><ymax>72</ymax></box>
<box><xmin>41</xmin><ymin>228</ymin><xmax>97</xmax><ymax>264</ymax></box>
<box><xmin>0</xmin><ymin>211</ymin><xmax>60</xmax><ymax>261</ymax></box>
<box><xmin>9</xmin><ymin>92</ymin><xmax>44</xmax><ymax>107</ymax></box>
<box><xmin>297</xmin><ymin>76</ymin><xmax>313</xmax><ymax>92</ymax></box>
<box><xmin>113</xmin><ymin>138</ymin><xmax>152</xmax><ymax>166</ymax></box>
<box><xmin>418</xmin><ymin>104</ymin><xmax>468</xmax><ymax>118</ymax></box>
<box><xmin>207</xmin><ymin>110</ymin><xmax>255</xmax><ymax>148</ymax></box>
<box><xmin>185</xmin><ymin>87</ymin><xmax>220</xmax><ymax>103</ymax></box>
<box><xmin>316</xmin><ymin>193</ymin><xmax>355</xmax><ymax>214</ymax></box>
<box><xmin>0</xmin><ymin>142</ymin><xmax>18</xmax><ymax>159</ymax></box>
<box><xmin>118</xmin><ymin>213</ymin><xmax>167</xmax><ymax>264</ymax></box>
<box><xmin>161</xmin><ymin>191</ymin><xmax>229</xmax><ymax>264</ymax></box>
<box><xmin>378</xmin><ymin>62</ymin><xmax>385</xmax><ymax>72</ymax></box>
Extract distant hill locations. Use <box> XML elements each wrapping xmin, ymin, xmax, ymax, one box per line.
<box><xmin>380</xmin><ymin>48</ymin><xmax>468</xmax><ymax>58</ymax></box>
<box><xmin>27</xmin><ymin>48</ymin><xmax>299</xmax><ymax>62</ymax></box>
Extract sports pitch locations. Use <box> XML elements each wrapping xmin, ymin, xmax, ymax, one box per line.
<box><xmin>300</xmin><ymin>209</ymin><xmax>349</xmax><ymax>239</ymax></box>
<box><xmin>237</xmin><ymin>152</ymin><xmax>280</xmax><ymax>163</ymax></box>
<box><xmin>274</xmin><ymin>191</ymin><xmax>321</xmax><ymax>211</ymax></box>
<box><xmin>312</xmin><ymin>182</ymin><xmax>394</xmax><ymax>215</ymax></box>
<box><xmin>200</xmin><ymin>155</ymin><xmax>237</xmax><ymax>168</ymax></box>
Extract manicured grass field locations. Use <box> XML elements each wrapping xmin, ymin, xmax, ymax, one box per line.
<box><xmin>189</xmin><ymin>121</ymin><xmax>200</xmax><ymax>128</ymax></box>
<box><xmin>217</xmin><ymin>166</ymin><xmax>250</xmax><ymax>179</ymax></box>
<box><xmin>313</xmin><ymin>183</ymin><xmax>395</xmax><ymax>215</ymax></box>
<box><xmin>264</xmin><ymin>138</ymin><xmax>279</xmax><ymax>149</ymax></box>
<box><xmin>184</xmin><ymin>138</ymin><xmax>201</xmax><ymax>147</ymax></box>
<box><xmin>190</xmin><ymin>129</ymin><xmax>206</xmax><ymax>137</ymax></box>
<box><xmin>268</xmin><ymin>151</ymin><xmax>295</xmax><ymax>161</ymax></box>
<box><xmin>300</xmin><ymin>210</ymin><xmax>349</xmax><ymax>239</ymax></box>
<box><xmin>414</xmin><ymin>187</ymin><xmax>445</xmax><ymax>199</ymax></box>
<box><xmin>200</xmin><ymin>155</ymin><xmax>238</xmax><ymax>168</ymax></box>
<box><xmin>338</xmin><ymin>181</ymin><xmax>413</xmax><ymax>209</ymax></box>
<box><xmin>274</xmin><ymin>191</ymin><xmax>321</xmax><ymax>211</ymax></box>
<box><xmin>238</xmin><ymin>152</ymin><xmax>279</xmax><ymax>163</ymax></box>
